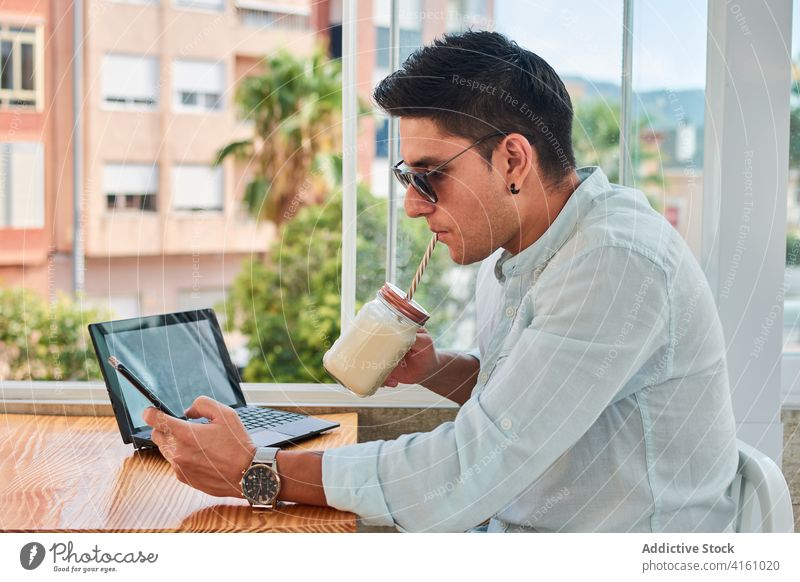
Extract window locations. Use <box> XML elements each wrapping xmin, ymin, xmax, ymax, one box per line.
<box><xmin>102</xmin><ymin>54</ymin><xmax>159</xmax><ymax>109</ymax></box>
<box><xmin>375</xmin><ymin>27</ymin><xmax>422</xmax><ymax>70</ymax></box>
<box><xmin>0</xmin><ymin>25</ymin><xmax>40</xmax><ymax>108</ymax></box>
<box><xmin>173</xmin><ymin>60</ymin><xmax>224</xmax><ymax>113</ymax></box>
<box><xmin>357</xmin><ymin>0</ymin><xmax>625</xmax><ymax>350</ymax></box>
<box><xmin>786</xmin><ymin>1</ymin><xmax>800</xmax><ymax>353</ymax></box>
<box><xmin>0</xmin><ymin>142</ymin><xmax>44</xmax><ymax>228</ymax></box>
<box><xmin>104</xmin><ymin>163</ymin><xmax>159</xmax><ymax>212</ymax></box>
<box><xmin>172</xmin><ymin>164</ymin><xmax>223</xmax><ymax>211</ymax></box>
<box><xmin>629</xmin><ymin>0</ymin><xmax>707</xmax><ymax>259</ymax></box>
<box><xmin>174</xmin><ymin>0</ymin><xmax>224</xmax><ymax>11</ymax></box>
<box><xmin>236</xmin><ymin>1</ymin><xmax>311</xmax><ymax>29</ymax></box>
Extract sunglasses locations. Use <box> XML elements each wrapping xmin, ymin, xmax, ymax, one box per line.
<box><xmin>391</xmin><ymin>131</ymin><xmax>511</xmax><ymax>204</ymax></box>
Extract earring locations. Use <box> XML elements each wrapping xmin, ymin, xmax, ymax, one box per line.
<box><xmin>509</xmin><ymin>183</ymin><xmax>520</xmax><ymax>195</ymax></box>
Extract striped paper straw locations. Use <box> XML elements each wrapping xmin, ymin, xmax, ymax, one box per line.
<box><xmin>407</xmin><ymin>233</ymin><xmax>438</xmax><ymax>302</ymax></box>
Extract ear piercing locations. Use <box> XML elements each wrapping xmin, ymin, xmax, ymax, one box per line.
<box><xmin>509</xmin><ymin>183</ymin><xmax>520</xmax><ymax>195</ymax></box>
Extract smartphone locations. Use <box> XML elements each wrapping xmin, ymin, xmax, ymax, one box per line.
<box><xmin>107</xmin><ymin>356</ymin><xmax>184</xmax><ymax>419</ymax></box>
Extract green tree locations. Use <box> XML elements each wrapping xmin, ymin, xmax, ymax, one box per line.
<box><xmin>573</xmin><ymin>100</ymin><xmax>621</xmax><ymax>183</ymax></box>
<box><xmin>226</xmin><ymin>176</ymin><xmax>457</xmax><ymax>383</ymax></box>
<box><xmin>573</xmin><ymin>99</ymin><xmax>664</xmax><ymax>209</ymax></box>
<box><xmin>0</xmin><ymin>289</ymin><xmax>106</xmax><ymax>381</ymax></box>
<box><xmin>215</xmin><ymin>45</ymin><xmax>342</xmax><ymax>226</ymax></box>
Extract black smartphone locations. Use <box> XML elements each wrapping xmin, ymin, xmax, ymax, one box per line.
<box><xmin>107</xmin><ymin>356</ymin><xmax>184</xmax><ymax>419</ymax></box>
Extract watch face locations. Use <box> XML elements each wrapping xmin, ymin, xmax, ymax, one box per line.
<box><xmin>242</xmin><ymin>464</ymin><xmax>279</xmax><ymax>506</ymax></box>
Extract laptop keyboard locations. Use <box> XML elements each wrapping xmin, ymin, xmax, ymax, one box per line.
<box><xmin>236</xmin><ymin>406</ymin><xmax>307</xmax><ymax>431</ymax></box>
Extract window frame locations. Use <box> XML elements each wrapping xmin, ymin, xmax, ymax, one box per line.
<box><xmin>0</xmin><ymin>141</ymin><xmax>45</xmax><ymax>228</ymax></box>
<box><xmin>102</xmin><ymin>162</ymin><xmax>160</xmax><ymax>214</ymax></box>
<box><xmin>0</xmin><ymin>24</ymin><xmax>43</xmax><ymax>110</ymax></box>
<box><xmin>8</xmin><ymin>0</ymin><xmax>800</xmax><ymax>425</ymax></box>
<box><xmin>172</xmin><ymin>59</ymin><xmax>225</xmax><ymax>114</ymax></box>
<box><xmin>171</xmin><ymin>163</ymin><xmax>225</xmax><ymax>212</ymax></box>
<box><xmin>699</xmin><ymin>0</ymin><xmax>793</xmax><ymax>461</ymax></box>
<box><xmin>101</xmin><ymin>53</ymin><xmax>160</xmax><ymax>112</ymax></box>
<box><xmin>173</xmin><ymin>0</ymin><xmax>225</xmax><ymax>13</ymax></box>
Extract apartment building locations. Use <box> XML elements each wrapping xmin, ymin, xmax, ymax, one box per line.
<box><xmin>80</xmin><ymin>0</ymin><xmax>325</xmax><ymax>318</ymax></box>
<box><xmin>0</xmin><ymin>0</ymin><xmax>492</xmax><ymax>318</ymax></box>
<box><xmin>0</xmin><ymin>0</ymin><xmax>62</xmax><ymax>297</ymax></box>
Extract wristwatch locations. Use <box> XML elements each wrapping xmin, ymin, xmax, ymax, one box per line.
<box><xmin>241</xmin><ymin>446</ymin><xmax>281</xmax><ymax>509</ymax></box>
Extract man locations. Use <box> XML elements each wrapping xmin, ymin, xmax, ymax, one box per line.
<box><xmin>143</xmin><ymin>31</ymin><xmax>738</xmax><ymax>533</ymax></box>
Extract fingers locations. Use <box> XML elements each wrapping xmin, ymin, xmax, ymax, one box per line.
<box><xmin>184</xmin><ymin>395</ymin><xmax>227</xmax><ymax>422</ymax></box>
<box><xmin>384</xmin><ymin>376</ymin><xmax>399</xmax><ymax>387</ymax></box>
<box><xmin>142</xmin><ymin>407</ymin><xmax>184</xmax><ymax>433</ymax></box>
<box><xmin>148</xmin><ymin>419</ymin><xmax>180</xmax><ymax>462</ymax></box>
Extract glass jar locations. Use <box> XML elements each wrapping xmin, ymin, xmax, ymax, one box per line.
<box><xmin>323</xmin><ymin>282</ymin><xmax>430</xmax><ymax>397</ymax></box>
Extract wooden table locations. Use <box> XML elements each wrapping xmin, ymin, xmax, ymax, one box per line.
<box><xmin>0</xmin><ymin>413</ymin><xmax>357</xmax><ymax>533</ymax></box>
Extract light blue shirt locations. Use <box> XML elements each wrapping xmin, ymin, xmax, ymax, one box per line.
<box><xmin>322</xmin><ymin>167</ymin><xmax>738</xmax><ymax>532</ymax></box>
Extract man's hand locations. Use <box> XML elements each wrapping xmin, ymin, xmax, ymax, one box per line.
<box><xmin>383</xmin><ymin>327</ymin><xmax>441</xmax><ymax>387</ymax></box>
<box><xmin>384</xmin><ymin>328</ymin><xmax>480</xmax><ymax>405</ymax></box>
<box><xmin>142</xmin><ymin>396</ymin><xmax>256</xmax><ymax>499</ymax></box>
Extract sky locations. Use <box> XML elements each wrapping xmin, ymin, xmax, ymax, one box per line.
<box><xmin>493</xmin><ymin>0</ymin><xmax>724</xmax><ymax>92</ymax></box>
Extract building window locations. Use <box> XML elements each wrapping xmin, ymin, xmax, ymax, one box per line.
<box><xmin>375</xmin><ymin>26</ymin><xmax>422</xmax><ymax>70</ymax></box>
<box><xmin>0</xmin><ymin>142</ymin><xmax>44</xmax><ymax>228</ymax></box>
<box><xmin>236</xmin><ymin>2</ymin><xmax>311</xmax><ymax>29</ymax></box>
<box><xmin>174</xmin><ymin>0</ymin><xmax>224</xmax><ymax>11</ymax></box>
<box><xmin>375</xmin><ymin>117</ymin><xmax>389</xmax><ymax>158</ymax></box>
<box><xmin>102</xmin><ymin>54</ymin><xmax>159</xmax><ymax>109</ymax></box>
<box><xmin>173</xmin><ymin>60</ymin><xmax>224</xmax><ymax>113</ymax></box>
<box><xmin>103</xmin><ymin>163</ymin><xmax>159</xmax><ymax>212</ymax></box>
<box><xmin>0</xmin><ymin>25</ymin><xmax>40</xmax><ymax>109</ymax></box>
<box><xmin>172</xmin><ymin>164</ymin><xmax>223</xmax><ymax>211</ymax></box>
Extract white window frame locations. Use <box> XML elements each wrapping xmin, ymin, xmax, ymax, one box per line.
<box><xmin>103</xmin><ymin>162</ymin><xmax>159</xmax><ymax>213</ymax></box>
<box><xmin>172</xmin><ymin>59</ymin><xmax>224</xmax><ymax>114</ymax></box>
<box><xmin>699</xmin><ymin>0</ymin><xmax>792</xmax><ymax>462</ymax></box>
<box><xmin>173</xmin><ymin>0</ymin><xmax>225</xmax><ymax>13</ymax></box>
<box><xmin>108</xmin><ymin>0</ymin><xmax>159</xmax><ymax>5</ymax></box>
<box><xmin>0</xmin><ymin>141</ymin><xmax>45</xmax><ymax>228</ymax></box>
<box><xmin>235</xmin><ymin>1</ymin><xmax>312</xmax><ymax>30</ymax></box>
<box><xmin>101</xmin><ymin>53</ymin><xmax>159</xmax><ymax>111</ymax></box>
<box><xmin>0</xmin><ymin>24</ymin><xmax>44</xmax><ymax>110</ymax></box>
<box><xmin>171</xmin><ymin>163</ymin><xmax>224</xmax><ymax>212</ymax></box>
<box><xmin>7</xmin><ymin>0</ymin><xmax>800</xmax><ymax>425</ymax></box>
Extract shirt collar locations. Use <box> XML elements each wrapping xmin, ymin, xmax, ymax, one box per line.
<box><xmin>494</xmin><ymin>166</ymin><xmax>611</xmax><ymax>283</ymax></box>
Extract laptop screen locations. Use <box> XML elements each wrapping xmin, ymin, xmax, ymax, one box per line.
<box><xmin>91</xmin><ymin>310</ymin><xmax>243</xmax><ymax>433</ymax></box>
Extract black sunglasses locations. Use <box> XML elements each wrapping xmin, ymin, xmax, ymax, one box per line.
<box><xmin>391</xmin><ymin>131</ymin><xmax>533</xmax><ymax>203</ymax></box>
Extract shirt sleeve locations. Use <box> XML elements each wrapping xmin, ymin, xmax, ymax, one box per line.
<box><xmin>464</xmin><ymin>347</ymin><xmax>481</xmax><ymax>362</ymax></box>
<box><xmin>322</xmin><ymin>245</ymin><xmax>670</xmax><ymax>531</ymax></box>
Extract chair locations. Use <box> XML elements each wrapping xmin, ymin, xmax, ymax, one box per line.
<box><xmin>733</xmin><ymin>439</ymin><xmax>794</xmax><ymax>532</ymax></box>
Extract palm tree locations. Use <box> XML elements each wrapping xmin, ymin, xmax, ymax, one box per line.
<box><xmin>216</xmin><ymin>45</ymin><xmax>342</xmax><ymax>226</ymax></box>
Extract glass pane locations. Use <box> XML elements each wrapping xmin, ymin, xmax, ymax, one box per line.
<box><xmin>0</xmin><ymin>2</ymin><xmax>339</xmax><ymax>385</ymax></box>
<box><xmin>204</xmin><ymin>92</ymin><xmax>221</xmax><ymax>109</ymax></box>
<box><xmin>785</xmin><ymin>1</ymin><xmax>800</xmax><ymax>352</ymax></box>
<box><xmin>1</xmin><ymin>40</ymin><xmax>13</xmax><ymax>89</ymax></box>
<box><xmin>181</xmin><ymin>91</ymin><xmax>197</xmax><ymax>105</ymax></box>
<box><xmin>359</xmin><ymin>0</ymin><xmax>624</xmax><ymax>351</ymax></box>
<box><xmin>21</xmin><ymin>42</ymin><xmax>34</xmax><ymax>91</ymax></box>
<box><xmin>629</xmin><ymin>0</ymin><xmax>708</xmax><ymax>259</ymax></box>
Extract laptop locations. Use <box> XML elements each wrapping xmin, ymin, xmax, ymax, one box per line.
<box><xmin>88</xmin><ymin>308</ymin><xmax>339</xmax><ymax>450</ymax></box>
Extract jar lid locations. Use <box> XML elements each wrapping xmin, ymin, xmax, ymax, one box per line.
<box><xmin>378</xmin><ymin>282</ymin><xmax>430</xmax><ymax>325</ymax></box>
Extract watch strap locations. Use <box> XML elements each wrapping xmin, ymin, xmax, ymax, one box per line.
<box><xmin>252</xmin><ymin>446</ymin><xmax>279</xmax><ymax>467</ymax></box>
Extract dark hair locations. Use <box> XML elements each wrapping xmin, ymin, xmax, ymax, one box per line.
<box><xmin>373</xmin><ymin>30</ymin><xmax>576</xmax><ymax>183</ymax></box>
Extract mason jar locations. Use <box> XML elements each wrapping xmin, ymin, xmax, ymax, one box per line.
<box><xmin>323</xmin><ymin>282</ymin><xmax>430</xmax><ymax>397</ymax></box>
